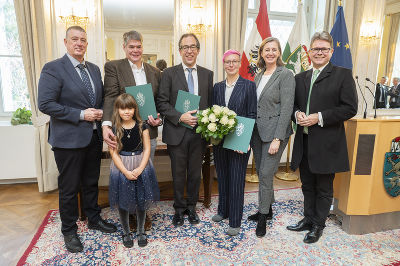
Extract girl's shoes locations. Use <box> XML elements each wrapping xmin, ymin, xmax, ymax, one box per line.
<box><xmin>137</xmin><ymin>233</ymin><xmax>148</xmax><ymax>247</ymax></box>
<box><xmin>122</xmin><ymin>233</ymin><xmax>134</xmax><ymax>248</ymax></box>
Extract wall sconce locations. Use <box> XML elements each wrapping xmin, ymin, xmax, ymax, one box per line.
<box><xmin>183</xmin><ymin>0</ymin><xmax>213</xmax><ymax>35</ymax></box>
<box><xmin>360</xmin><ymin>20</ymin><xmax>380</xmax><ymax>44</ymax></box>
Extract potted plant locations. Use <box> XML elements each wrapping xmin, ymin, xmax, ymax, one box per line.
<box><xmin>11</xmin><ymin>107</ymin><xmax>32</xmax><ymax>125</ymax></box>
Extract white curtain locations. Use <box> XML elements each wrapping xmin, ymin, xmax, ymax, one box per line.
<box><xmin>13</xmin><ymin>0</ymin><xmax>59</xmax><ymax>192</ymax></box>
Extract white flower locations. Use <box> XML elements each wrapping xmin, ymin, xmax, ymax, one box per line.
<box><xmin>213</xmin><ymin>105</ymin><xmax>222</xmax><ymax>115</ymax></box>
<box><xmin>209</xmin><ymin>113</ymin><xmax>217</xmax><ymax>122</ymax></box>
<box><xmin>220</xmin><ymin>115</ymin><xmax>229</xmax><ymax>125</ymax></box>
<box><xmin>201</xmin><ymin>116</ymin><xmax>209</xmax><ymax>123</ymax></box>
<box><xmin>228</xmin><ymin>110</ymin><xmax>236</xmax><ymax>116</ymax></box>
<box><xmin>202</xmin><ymin>109</ymin><xmax>209</xmax><ymax>116</ymax></box>
<box><xmin>207</xmin><ymin>122</ymin><xmax>217</xmax><ymax>132</ymax></box>
<box><xmin>222</xmin><ymin>107</ymin><xmax>230</xmax><ymax>114</ymax></box>
<box><xmin>228</xmin><ymin>119</ymin><xmax>235</xmax><ymax>126</ymax></box>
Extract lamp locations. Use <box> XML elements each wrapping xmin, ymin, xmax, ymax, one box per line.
<box><xmin>360</xmin><ymin>20</ymin><xmax>379</xmax><ymax>44</ymax></box>
<box><xmin>183</xmin><ymin>0</ymin><xmax>212</xmax><ymax>35</ymax></box>
<box><xmin>59</xmin><ymin>8</ymin><xmax>89</xmax><ymax>31</ymax></box>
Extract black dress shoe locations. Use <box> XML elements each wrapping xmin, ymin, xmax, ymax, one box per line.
<box><xmin>303</xmin><ymin>225</ymin><xmax>324</xmax><ymax>244</ymax></box>
<box><xmin>249</xmin><ymin>206</ymin><xmax>273</xmax><ymax>221</ymax></box>
<box><xmin>88</xmin><ymin>219</ymin><xmax>117</xmax><ymax>233</ymax></box>
<box><xmin>187</xmin><ymin>209</ymin><xmax>200</xmax><ymax>224</ymax></box>
<box><xmin>64</xmin><ymin>234</ymin><xmax>83</xmax><ymax>253</ymax></box>
<box><xmin>255</xmin><ymin>214</ymin><xmax>267</xmax><ymax>237</ymax></box>
<box><xmin>172</xmin><ymin>213</ymin><xmax>184</xmax><ymax>226</ymax></box>
<box><xmin>137</xmin><ymin>233</ymin><xmax>148</xmax><ymax>247</ymax></box>
<box><xmin>122</xmin><ymin>233</ymin><xmax>134</xmax><ymax>248</ymax></box>
<box><xmin>286</xmin><ymin>218</ymin><xmax>313</xmax><ymax>232</ymax></box>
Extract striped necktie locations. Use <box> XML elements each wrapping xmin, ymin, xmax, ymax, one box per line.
<box><xmin>77</xmin><ymin>64</ymin><xmax>95</xmax><ymax>106</ymax></box>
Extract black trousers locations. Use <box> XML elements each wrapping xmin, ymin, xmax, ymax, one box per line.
<box><xmin>214</xmin><ymin>145</ymin><xmax>249</xmax><ymax>228</ymax></box>
<box><xmin>53</xmin><ymin>131</ymin><xmax>102</xmax><ymax>235</ymax></box>
<box><xmin>167</xmin><ymin>128</ymin><xmax>205</xmax><ymax>213</ymax></box>
<box><xmin>299</xmin><ymin>134</ymin><xmax>335</xmax><ymax>227</ymax></box>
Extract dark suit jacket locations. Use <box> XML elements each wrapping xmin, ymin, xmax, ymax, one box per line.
<box><xmin>291</xmin><ymin>62</ymin><xmax>358</xmax><ymax>174</ymax></box>
<box><xmin>213</xmin><ymin>76</ymin><xmax>257</xmax><ymax>119</ymax></box>
<box><xmin>38</xmin><ymin>54</ymin><xmax>103</xmax><ymax>149</ymax></box>
<box><xmin>388</xmin><ymin>85</ymin><xmax>400</xmax><ymax>108</ymax></box>
<box><xmin>375</xmin><ymin>83</ymin><xmax>387</xmax><ymax>108</ymax></box>
<box><xmin>103</xmin><ymin>59</ymin><xmax>161</xmax><ymax>139</ymax></box>
<box><xmin>157</xmin><ymin>63</ymin><xmax>213</xmax><ymax>145</ymax></box>
<box><xmin>254</xmin><ymin>66</ymin><xmax>295</xmax><ymax>142</ymax></box>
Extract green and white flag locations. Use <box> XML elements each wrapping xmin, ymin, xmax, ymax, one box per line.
<box><xmin>282</xmin><ymin>1</ymin><xmax>311</xmax><ymax>74</ymax></box>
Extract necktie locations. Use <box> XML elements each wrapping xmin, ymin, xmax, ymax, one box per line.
<box><xmin>77</xmin><ymin>64</ymin><xmax>95</xmax><ymax>106</ymax></box>
<box><xmin>304</xmin><ymin>69</ymin><xmax>320</xmax><ymax>134</ymax></box>
<box><xmin>187</xmin><ymin>68</ymin><xmax>194</xmax><ymax>94</ymax></box>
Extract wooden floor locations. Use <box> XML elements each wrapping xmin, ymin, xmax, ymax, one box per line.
<box><xmin>0</xmin><ymin>167</ymin><xmax>300</xmax><ymax>266</ymax></box>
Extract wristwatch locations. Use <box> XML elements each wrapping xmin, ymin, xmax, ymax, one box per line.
<box><xmin>273</xmin><ymin>138</ymin><xmax>281</xmax><ymax>142</ymax></box>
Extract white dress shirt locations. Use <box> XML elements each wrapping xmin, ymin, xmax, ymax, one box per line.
<box><xmin>182</xmin><ymin>62</ymin><xmax>199</xmax><ymax>95</ymax></box>
<box><xmin>225</xmin><ymin>76</ymin><xmax>239</xmax><ymax>106</ymax></box>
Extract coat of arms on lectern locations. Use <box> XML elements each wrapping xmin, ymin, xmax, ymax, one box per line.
<box><xmin>383</xmin><ymin>136</ymin><xmax>400</xmax><ymax>197</ymax></box>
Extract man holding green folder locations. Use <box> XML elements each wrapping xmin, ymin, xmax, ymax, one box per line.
<box><xmin>102</xmin><ymin>30</ymin><xmax>162</xmax><ymax>230</ymax></box>
<box><xmin>157</xmin><ymin>33</ymin><xmax>213</xmax><ymax>226</ymax></box>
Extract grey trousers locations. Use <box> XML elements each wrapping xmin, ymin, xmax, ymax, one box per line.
<box><xmin>150</xmin><ymin>138</ymin><xmax>157</xmax><ymax>162</ymax></box>
<box><xmin>252</xmin><ymin>128</ymin><xmax>289</xmax><ymax>214</ymax></box>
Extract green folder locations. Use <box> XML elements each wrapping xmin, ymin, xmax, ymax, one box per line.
<box><xmin>175</xmin><ymin>90</ymin><xmax>201</xmax><ymax>129</ymax></box>
<box><xmin>125</xmin><ymin>84</ymin><xmax>157</xmax><ymax>120</ymax></box>
<box><xmin>223</xmin><ymin>116</ymin><xmax>255</xmax><ymax>153</ymax></box>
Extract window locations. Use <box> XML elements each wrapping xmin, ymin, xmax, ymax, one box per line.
<box><xmin>391</xmin><ymin>31</ymin><xmax>400</xmax><ymax>86</ymax></box>
<box><xmin>245</xmin><ymin>0</ymin><xmax>297</xmax><ymax>48</ymax></box>
<box><xmin>0</xmin><ymin>0</ymin><xmax>29</xmax><ymax>114</ymax></box>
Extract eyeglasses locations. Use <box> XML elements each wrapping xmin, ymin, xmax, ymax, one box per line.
<box><xmin>180</xmin><ymin>45</ymin><xmax>199</xmax><ymax>52</ymax></box>
<box><xmin>224</xmin><ymin>60</ymin><xmax>240</xmax><ymax>65</ymax></box>
<box><xmin>309</xmin><ymin>47</ymin><xmax>331</xmax><ymax>54</ymax></box>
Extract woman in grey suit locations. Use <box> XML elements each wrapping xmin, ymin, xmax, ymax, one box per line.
<box><xmin>249</xmin><ymin>37</ymin><xmax>295</xmax><ymax>237</ymax></box>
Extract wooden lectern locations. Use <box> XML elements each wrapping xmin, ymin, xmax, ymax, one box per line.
<box><xmin>333</xmin><ymin>116</ymin><xmax>400</xmax><ymax>234</ymax></box>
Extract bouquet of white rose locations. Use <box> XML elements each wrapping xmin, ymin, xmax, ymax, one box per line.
<box><xmin>196</xmin><ymin>105</ymin><xmax>237</xmax><ymax>145</ymax></box>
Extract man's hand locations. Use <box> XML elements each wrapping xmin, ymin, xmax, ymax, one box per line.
<box><xmin>102</xmin><ymin>126</ymin><xmax>117</xmax><ymax>149</ymax></box>
<box><xmin>84</xmin><ymin>108</ymin><xmax>101</xmax><ymax>121</ymax></box>
<box><xmin>180</xmin><ymin>110</ymin><xmax>198</xmax><ymax>127</ymax></box>
<box><xmin>299</xmin><ymin>113</ymin><xmax>319</xmax><ymax>127</ymax></box>
<box><xmin>296</xmin><ymin>111</ymin><xmax>307</xmax><ymax>126</ymax></box>
<box><xmin>95</xmin><ymin>109</ymin><xmax>103</xmax><ymax>121</ymax></box>
<box><xmin>147</xmin><ymin>113</ymin><xmax>162</xmax><ymax>126</ymax></box>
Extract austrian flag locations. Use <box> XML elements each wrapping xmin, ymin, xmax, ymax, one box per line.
<box><xmin>239</xmin><ymin>0</ymin><xmax>271</xmax><ymax>81</ymax></box>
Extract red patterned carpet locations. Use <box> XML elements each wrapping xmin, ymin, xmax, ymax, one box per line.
<box><xmin>18</xmin><ymin>188</ymin><xmax>400</xmax><ymax>265</ymax></box>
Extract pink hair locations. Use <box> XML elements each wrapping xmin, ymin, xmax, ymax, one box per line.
<box><xmin>223</xmin><ymin>49</ymin><xmax>240</xmax><ymax>62</ymax></box>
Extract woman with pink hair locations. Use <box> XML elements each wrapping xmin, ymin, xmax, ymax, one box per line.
<box><xmin>211</xmin><ymin>49</ymin><xmax>257</xmax><ymax>236</ymax></box>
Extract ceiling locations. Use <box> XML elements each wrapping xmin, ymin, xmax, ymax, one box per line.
<box><xmin>103</xmin><ymin>0</ymin><xmax>174</xmax><ymax>31</ymax></box>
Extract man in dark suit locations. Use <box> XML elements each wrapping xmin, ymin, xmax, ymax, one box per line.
<box><xmin>287</xmin><ymin>31</ymin><xmax>358</xmax><ymax>243</ymax></box>
<box><xmin>388</xmin><ymin>77</ymin><xmax>400</xmax><ymax>108</ymax></box>
<box><xmin>375</xmin><ymin>76</ymin><xmax>388</xmax><ymax>109</ymax></box>
<box><xmin>38</xmin><ymin>26</ymin><xmax>116</xmax><ymax>253</ymax></box>
<box><xmin>157</xmin><ymin>33</ymin><xmax>213</xmax><ymax>226</ymax></box>
<box><xmin>102</xmin><ymin>30</ymin><xmax>162</xmax><ymax>231</ymax></box>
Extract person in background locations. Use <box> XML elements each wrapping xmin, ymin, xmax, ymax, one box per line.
<box><xmin>156</xmin><ymin>59</ymin><xmax>168</xmax><ymax>72</ymax></box>
<box><xmin>375</xmin><ymin>76</ymin><xmax>388</xmax><ymax>109</ymax></box>
<box><xmin>248</xmin><ymin>37</ymin><xmax>295</xmax><ymax>238</ymax></box>
<box><xmin>288</xmin><ymin>31</ymin><xmax>358</xmax><ymax>244</ymax></box>
<box><xmin>38</xmin><ymin>26</ymin><xmax>116</xmax><ymax>253</ymax></box>
<box><xmin>211</xmin><ymin>49</ymin><xmax>257</xmax><ymax>236</ymax></box>
<box><xmin>388</xmin><ymin>77</ymin><xmax>400</xmax><ymax>108</ymax></box>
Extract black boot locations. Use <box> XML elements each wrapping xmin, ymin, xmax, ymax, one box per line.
<box><xmin>255</xmin><ymin>213</ymin><xmax>267</xmax><ymax>237</ymax></box>
<box><xmin>249</xmin><ymin>205</ymin><xmax>273</xmax><ymax>221</ymax></box>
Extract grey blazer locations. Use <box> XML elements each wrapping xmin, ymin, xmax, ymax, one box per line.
<box><xmin>254</xmin><ymin>66</ymin><xmax>295</xmax><ymax>142</ymax></box>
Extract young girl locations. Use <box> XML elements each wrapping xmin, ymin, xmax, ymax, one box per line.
<box><xmin>109</xmin><ymin>93</ymin><xmax>160</xmax><ymax>248</ymax></box>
